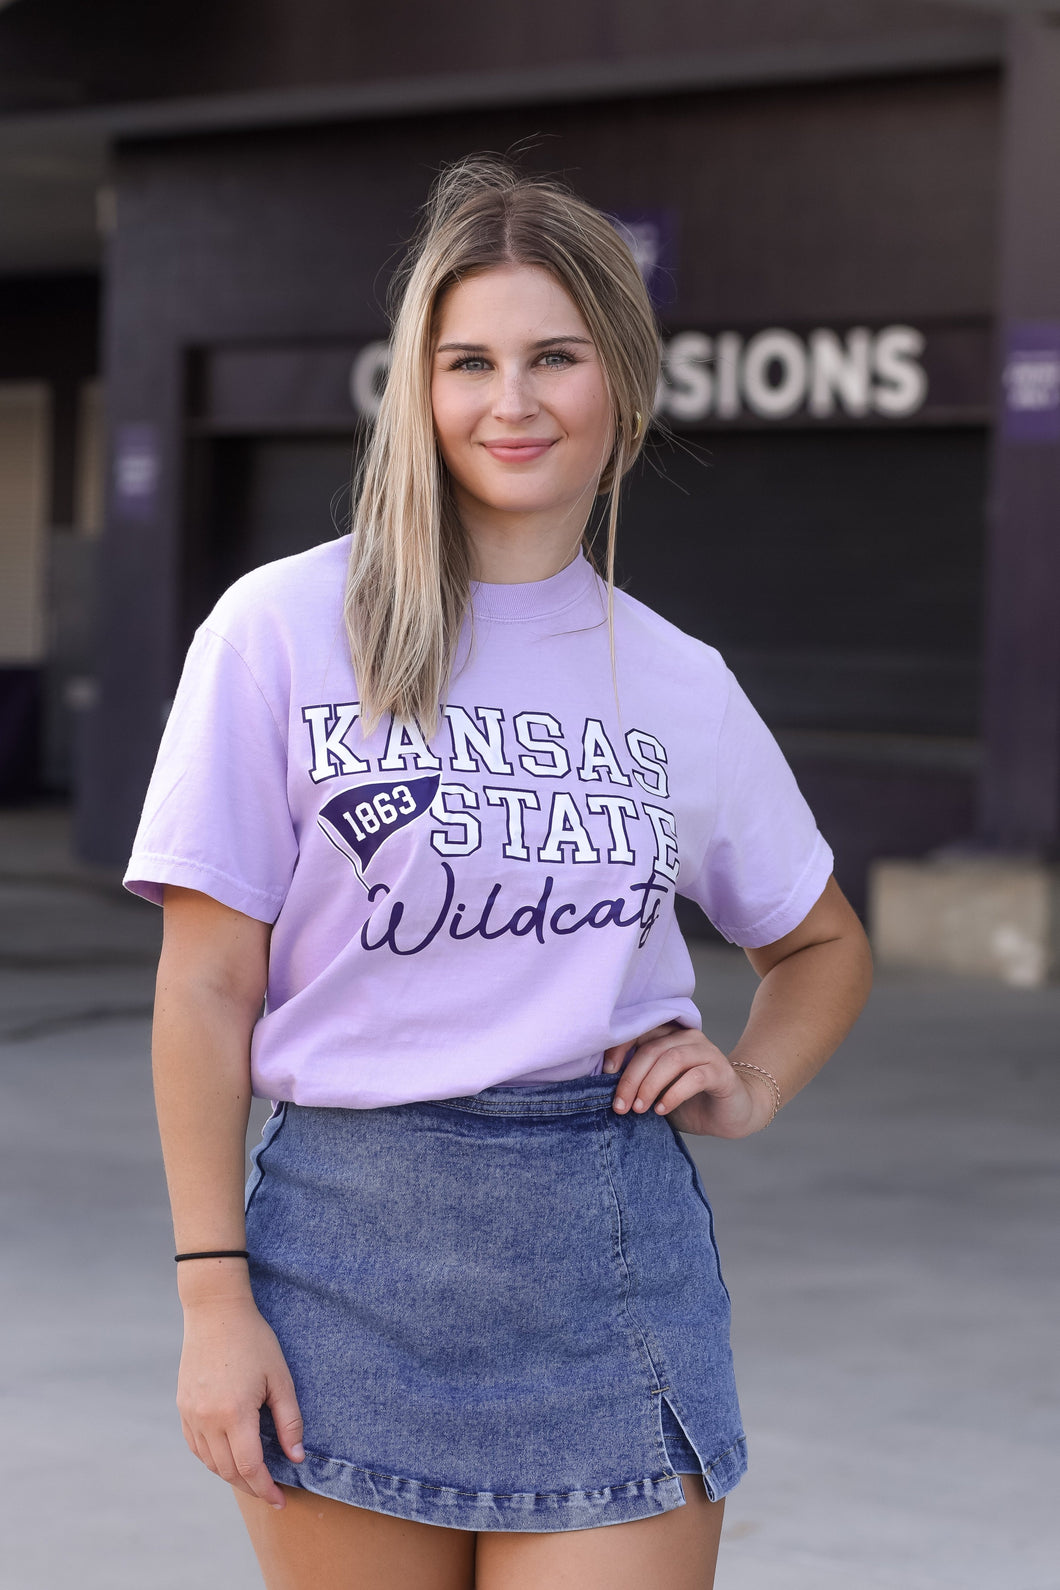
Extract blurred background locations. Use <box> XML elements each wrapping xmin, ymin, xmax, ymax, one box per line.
<box><xmin>0</xmin><ymin>3</ymin><xmax>1057</xmax><ymax>1587</ymax></box>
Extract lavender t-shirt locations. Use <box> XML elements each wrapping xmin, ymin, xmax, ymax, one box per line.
<box><xmin>124</xmin><ymin>538</ymin><xmax>833</xmax><ymax>1107</ymax></box>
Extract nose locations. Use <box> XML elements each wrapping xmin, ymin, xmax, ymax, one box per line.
<box><xmin>491</xmin><ymin>361</ymin><xmax>539</xmax><ymax>425</ymax></box>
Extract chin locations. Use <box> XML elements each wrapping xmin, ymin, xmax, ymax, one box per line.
<box><xmin>473</xmin><ymin>488</ymin><xmax>565</xmax><ymax>517</ymax></box>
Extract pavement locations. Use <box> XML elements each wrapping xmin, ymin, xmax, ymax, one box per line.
<box><xmin>0</xmin><ymin>804</ymin><xmax>1056</xmax><ymax>1590</ymax></box>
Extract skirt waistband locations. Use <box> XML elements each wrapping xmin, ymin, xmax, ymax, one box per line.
<box><xmin>430</xmin><ymin>1070</ymin><xmax>621</xmax><ymax>1117</ymax></box>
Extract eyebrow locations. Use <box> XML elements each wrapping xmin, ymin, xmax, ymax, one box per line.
<box><xmin>435</xmin><ymin>335</ymin><xmax>595</xmax><ymax>354</ymax></box>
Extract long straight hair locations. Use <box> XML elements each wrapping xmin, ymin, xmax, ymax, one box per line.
<box><xmin>344</xmin><ymin>156</ymin><xmax>661</xmax><ymax>739</ymax></box>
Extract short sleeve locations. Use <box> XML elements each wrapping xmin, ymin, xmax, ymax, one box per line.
<box><xmin>682</xmin><ymin>667</ymin><xmax>834</xmax><ymax>947</ymax></box>
<box><xmin>123</xmin><ymin>625</ymin><xmax>297</xmax><ymax>922</ymax></box>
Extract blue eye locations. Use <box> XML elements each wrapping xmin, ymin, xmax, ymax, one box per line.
<box><xmin>444</xmin><ymin>348</ymin><xmax>580</xmax><ymax>373</ymax></box>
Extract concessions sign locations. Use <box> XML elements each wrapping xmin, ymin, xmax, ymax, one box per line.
<box><xmin>191</xmin><ymin>318</ymin><xmax>990</xmax><ymax>435</ymax></box>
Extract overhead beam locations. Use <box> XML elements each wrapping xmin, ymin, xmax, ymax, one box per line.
<box><xmin>0</xmin><ymin>27</ymin><xmax>1002</xmax><ymax>147</ymax></box>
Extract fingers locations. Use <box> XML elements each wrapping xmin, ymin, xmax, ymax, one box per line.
<box><xmin>602</xmin><ymin>1020</ymin><xmax>685</xmax><ymax>1073</ymax></box>
<box><xmin>612</xmin><ymin>1033</ymin><xmax>733</xmax><ymax>1117</ymax></box>
<box><xmin>610</xmin><ymin>1029</ymin><xmax>697</xmax><ymax>1110</ymax></box>
<box><xmin>601</xmin><ymin>1040</ymin><xmax>633</xmax><ymax>1070</ymax></box>
<box><xmin>226</xmin><ymin>1422</ymin><xmax>291</xmax><ymax>1508</ymax></box>
<box><xmin>267</xmin><ymin>1379</ymin><xmax>306</xmax><ymax>1466</ymax></box>
<box><xmin>183</xmin><ymin>1418</ymin><xmax>217</xmax><ymax>1477</ymax></box>
<box><xmin>181</xmin><ymin>1404</ymin><xmax>291</xmax><ymax>1509</ymax></box>
<box><xmin>649</xmin><ymin>1063</ymin><xmax>731</xmax><ymax>1118</ymax></box>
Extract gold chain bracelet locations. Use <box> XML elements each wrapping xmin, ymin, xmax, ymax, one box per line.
<box><xmin>730</xmin><ymin>1061</ymin><xmax>782</xmax><ymax>1124</ymax></box>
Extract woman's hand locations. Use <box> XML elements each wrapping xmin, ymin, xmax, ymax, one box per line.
<box><xmin>600</xmin><ymin>879</ymin><xmax>872</xmax><ymax>1138</ymax></box>
<box><xmin>177</xmin><ymin>1293</ymin><xmax>306</xmax><ymax>1510</ymax></box>
<box><xmin>602</xmin><ymin>1022</ymin><xmax>775</xmax><ymax>1138</ymax></box>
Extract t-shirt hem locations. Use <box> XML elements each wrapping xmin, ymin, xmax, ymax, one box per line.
<box><xmin>123</xmin><ymin>852</ymin><xmax>286</xmax><ymax>923</ymax></box>
<box><xmin>712</xmin><ymin>832</ymin><xmax>834</xmax><ymax>948</ymax></box>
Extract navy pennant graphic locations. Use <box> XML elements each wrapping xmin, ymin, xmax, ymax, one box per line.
<box><xmin>318</xmin><ymin>774</ymin><xmax>441</xmax><ymax>886</ymax></box>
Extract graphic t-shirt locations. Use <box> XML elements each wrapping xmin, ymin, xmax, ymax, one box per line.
<box><xmin>124</xmin><ymin>537</ymin><xmax>834</xmax><ymax>1107</ymax></box>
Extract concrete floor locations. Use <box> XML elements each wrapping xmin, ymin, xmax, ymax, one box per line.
<box><xmin>1</xmin><ymin>806</ymin><xmax>1056</xmax><ymax>1589</ymax></box>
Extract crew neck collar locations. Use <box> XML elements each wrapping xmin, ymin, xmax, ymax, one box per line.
<box><xmin>469</xmin><ymin>551</ymin><xmax>599</xmax><ymax>622</ymax></box>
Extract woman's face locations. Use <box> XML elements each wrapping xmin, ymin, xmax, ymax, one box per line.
<box><xmin>430</xmin><ymin>264</ymin><xmax>614</xmax><ymax>539</ymax></box>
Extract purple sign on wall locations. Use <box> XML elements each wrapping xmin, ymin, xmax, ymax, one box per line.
<box><xmin>113</xmin><ymin>422</ymin><xmax>161</xmax><ymax>520</ymax></box>
<box><xmin>611</xmin><ymin>210</ymin><xmax>679</xmax><ymax>308</ymax></box>
<box><xmin>1001</xmin><ymin>321</ymin><xmax>1060</xmax><ymax>443</ymax></box>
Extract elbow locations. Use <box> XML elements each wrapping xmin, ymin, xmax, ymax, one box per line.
<box><xmin>155</xmin><ymin>945</ymin><xmax>268</xmax><ymax>1029</ymax></box>
<box><xmin>848</xmin><ymin>917</ymin><xmax>875</xmax><ymax>1012</ymax></box>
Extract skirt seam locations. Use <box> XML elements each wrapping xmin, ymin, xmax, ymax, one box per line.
<box><xmin>604</xmin><ymin>1118</ymin><xmax>741</xmax><ymax>1490</ymax></box>
<box><xmin>703</xmin><ymin>1436</ymin><xmax>747</xmax><ymax>1477</ymax></box>
<box><xmin>435</xmin><ymin>1098</ymin><xmax>613</xmax><ymax>1116</ymax></box>
<box><xmin>594</xmin><ymin>1112</ymin><xmax>673</xmax><ymax>1477</ymax></box>
<box><xmin>597</xmin><ymin>1113</ymin><xmax>670</xmax><ymax>1391</ymax></box>
<box><xmin>244</xmin><ymin>1100</ymin><xmax>289</xmax><ymax>1218</ymax></box>
<box><xmin>667</xmin><ymin>1123</ymin><xmax>733</xmax><ymax>1307</ymax></box>
<box><xmin>263</xmin><ymin>1437</ymin><xmax>678</xmax><ymax>1501</ymax></box>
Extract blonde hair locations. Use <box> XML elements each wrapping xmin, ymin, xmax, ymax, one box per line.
<box><xmin>344</xmin><ymin>154</ymin><xmax>661</xmax><ymax>738</ymax></box>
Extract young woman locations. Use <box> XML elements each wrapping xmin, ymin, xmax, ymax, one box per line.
<box><xmin>125</xmin><ymin>157</ymin><xmax>872</xmax><ymax>1590</ymax></box>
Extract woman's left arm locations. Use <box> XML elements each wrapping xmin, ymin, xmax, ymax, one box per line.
<box><xmin>602</xmin><ymin>875</ymin><xmax>873</xmax><ymax>1137</ymax></box>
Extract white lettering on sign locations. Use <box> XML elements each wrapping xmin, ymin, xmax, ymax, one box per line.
<box><xmin>741</xmin><ymin>330</ymin><xmax>809</xmax><ymax>418</ymax></box>
<box><xmin>808</xmin><ymin>328</ymin><xmax>872</xmax><ymax>417</ymax></box>
<box><xmin>662</xmin><ymin>331</ymin><xmax>712</xmax><ymax>421</ymax></box>
<box><xmin>350</xmin><ymin>325</ymin><xmax>929</xmax><ymax>425</ymax></box>
<box><xmin>872</xmin><ymin>327</ymin><xmax>928</xmax><ymax>416</ymax></box>
<box><xmin>657</xmin><ymin>325</ymin><xmax>927</xmax><ymax>423</ymax></box>
<box><xmin>350</xmin><ymin>341</ymin><xmax>391</xmax><ymax>416</ymax></box>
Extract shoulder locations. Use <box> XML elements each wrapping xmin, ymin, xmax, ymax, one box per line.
<box><xmin>610</xmin><ymin>581</ymin><xmax>731</xmax><ymax>699</ymax></box>
<box><xmin>202</xmin><ymin>535</ymin><xmax>350</xmax><ymax>654</ymax></box>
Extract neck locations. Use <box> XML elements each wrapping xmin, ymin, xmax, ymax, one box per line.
<box><xmin>457</xmin><ymin>498</ymin><xmax>592</xmax><ymax>585</ymax></box>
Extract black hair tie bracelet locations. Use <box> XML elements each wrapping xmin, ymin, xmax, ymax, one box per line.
<box><xmin>175</xmin><ymin>1249</ymin><xmax>250</xmax><ymax>1262</ymax></box>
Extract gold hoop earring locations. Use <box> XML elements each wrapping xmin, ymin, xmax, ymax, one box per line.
<box><xmin>631</xmin><ymin>411</ymin><xmax>643</xmax><ymax>441</ymax></box>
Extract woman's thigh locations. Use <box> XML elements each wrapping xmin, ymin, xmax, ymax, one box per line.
<box><xmin>474</xmin><ymin>1476</ymin><xmax>725</xmax><ymax>1590</ymax></box>
<box><xmin>233</xmin><ymin>1483</ymin><xmax>476</xmax><ymax>1590</ymax></box>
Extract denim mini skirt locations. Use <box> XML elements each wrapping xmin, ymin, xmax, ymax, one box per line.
<box><xmin>243</xmin><ymin>1069</ymin><xmax>747</xmax><ymax>1533</ymax></box>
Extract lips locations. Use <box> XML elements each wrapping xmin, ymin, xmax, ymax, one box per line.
<box><xmin>481</xmin><ymin>439</ymin><xmax>557</xmax><ymax>463</ymax></box>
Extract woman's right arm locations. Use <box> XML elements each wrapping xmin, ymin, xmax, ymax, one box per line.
<box><xmin>154</xmin><ymin>883</ymin><xmax>305</xmax><ymax>1510</ymax></box>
